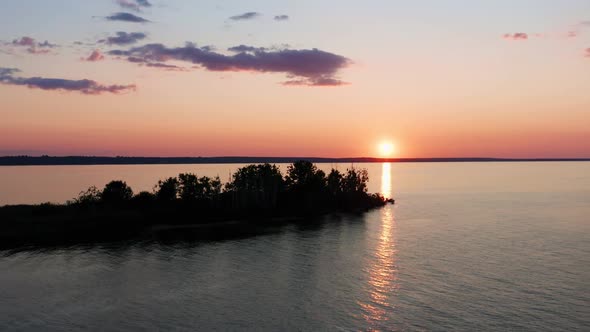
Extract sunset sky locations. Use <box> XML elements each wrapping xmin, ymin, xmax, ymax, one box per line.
<box><xmin>1</xmin><ymin>0</ymin><xmax>589</xmax><ymax>158</ymax></box>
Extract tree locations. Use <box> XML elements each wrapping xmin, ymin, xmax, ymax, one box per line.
<box><xmin>327</xmin><ymin>169</ymin><xmax>343</xmax><ymax>196</ymax></box>
<box><xmin>285</xmin><ymin>160</ymin><xmax>326</xmax><ymax>193</ymax></box>
<box><xmin>132</xmin><ymin>191</ymin><xmax>155</xmax><ymax>204</ymax></box>
<box><xmin>72</xmin><ymin>186</ymin><xmax>101</xmax><ymax>205</ymax></box>
<box><xmin>178</xmin><ymin>173</ymin><xmax>200</xmax><ymax>201</ymax></box>
<box><xmin>155</xmin><ymin>177</ymin><xmax>179</xmax><ymax>201</ymax></box>
<box><xmin>101</xmin><ymin>180</ymin><xmax>133</xmax><ymax>203</ymax></box>
<box><xmin>198</xmin><ymin>175</ymin><xmax>222</xmax><ymax>199</ymax></box>
<box><xmin>342</xmin><ymin>168</ymin><xmax>369</xmax><ymax>193</ymax></box>
<box><xmin>177</xmin><ymin>173</ymin><xmax>223</xmax><ymax>201</ymax></box>
<box><xmin>226</xmin><ymin>164</ymin><xmax>284</xmax><ymax>208</ymax></box>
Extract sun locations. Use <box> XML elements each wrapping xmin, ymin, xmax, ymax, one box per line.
<box><xmin>378</xmin><ymin>141</ymin><xmax>395</xmax><ymax>157</ymax></box>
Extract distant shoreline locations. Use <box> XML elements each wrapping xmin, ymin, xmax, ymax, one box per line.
<box><xmin>0</xmin><ymin>156</ymin><xmax>589</xmax><ymax>166</ymax></box>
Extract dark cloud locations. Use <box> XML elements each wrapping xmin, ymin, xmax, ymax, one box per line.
<box><xmin>229</xmin><ymin>12</ymin><xmax>261</xmax><ymax>21</ymax></box>
<box><xmin>106</xmin><ymin>12</ymin><xmax>150</xmax><ymax>23</ymax></box>
<box><xmin>0</xmin><ymin>67</ymin><xmax>135</xmax><ymax>94</ymax></box>
<box><xmin>115</xmin><ymin>55</ymin><xmax>185</xmax><ymax>70</ymax></box>
<box><xmin>109</xmin><ymin>43</ymin><xmax>350</xmax><ymax>86</ymax></box>
<box><xmin>12</xmin><ymin>36</ymin><xmax>36</xmax><ymax>47</ymax></box>
<box><xmin>145</xmin><ymin>62</ymin><xmax>185</xmax><ymax>71</ymax></box>
<box><xmin>502</xmin><ymin>33</ymin><xmax>528</xmax><ymax>40</ymax></box>
<box><xmin>585</xmin><ymin>48</ymin><xmax>590</xmax><ymax>57</ymax></box>
<box><xmin>85</xmin><ymin>50</ymin><xmax>105</xmax><ymax>62</ymax></box>
<box><xmin>103</xmin><ymin>31</ymin><xmax>147</xmax><ymax>45</ymax></box>
<box><xmin>227</xmin><ymin>45</ymin><xmax>266</xmax><ymax>53</ymax></box>
<box><xmin>581</xmin><ymin>21</ymin><xmax>590</xmax><ymax>26</ymax></box>
<box><xmin>274</xmin><ymin>15</ymin><xmax>289</xmax><ymax>21</ymax></box>
<box><xmin>39</xmin><ymin>41</ymin><xmax>57</xmax><ymax>48</ymax></box>
<box><xmin>11</xmin><ymin>36</ymin><xmax>57</xmax><ymax>54</ymax></box>
<box><xmin>116</xmin><ymin>0</ymin><xmax>151</xmax><ymax>12</ymax></box>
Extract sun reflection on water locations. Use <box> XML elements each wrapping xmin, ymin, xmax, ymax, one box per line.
<box><xmin>358</xmin><ymin>163</ymin><xmax>397</xmax><ymax>329</ymax></box>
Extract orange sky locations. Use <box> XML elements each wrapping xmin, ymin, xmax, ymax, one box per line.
<box><xmin>1</xmin><ymin>1</ymin><xmax>589</xmax><ymax>158</ymax></box>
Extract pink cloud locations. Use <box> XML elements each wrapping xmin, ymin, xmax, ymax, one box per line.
<box><xmin>10</xmin><ymin>36</ymin><xmax>57</xmax><ymax>55</ymax></box>
<box><xmin>85</xmin><ymin>50</ymin><xmax>105</xmax><ymax>62</ymax></box>
<box><xmin>502</xmin><ymin>33</ymin><xmax>528</xmax><ymax>40</ymax></box>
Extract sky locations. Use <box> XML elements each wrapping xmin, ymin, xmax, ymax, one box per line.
<box><xmin>0</xmin><ymin>0</ymin><xmax>589</xmax><ymax>158</ymax></box>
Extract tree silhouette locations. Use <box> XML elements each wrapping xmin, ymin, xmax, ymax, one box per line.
<box><xmin>178</xmin><ymin>173</ymin><xmax>223</xmax><ymax>202</ymax></box>
<box><xmin>73</xmin><ymin>186</ymin><xmax>101</xmax><ymax>205</ymax></box>
<box><xmin>342</xmin><ymin>168</ymin><xmax>369</xmax><ymax>193</ymax></box>
<box><xmin>101</xmin><ymin>180</ymin><xmax>134</xmax><ymax>203</ymax></box>
<box><xmin>132</xmin><ymin>191</ymin><xmax>155</xmax><ymax>205</ymax></box>
<box><xmin>178</xmin><ymin>173</ymin><xmax>200</xmax><ymax>201</ymax></box>
<box><xmin>156</xmin><ymin>177</ymin><xmax>179</xmax><ymax>201</ymax></box>
<box><xmin>285</xmin><ymin>160</ymin><xmax>326</xmax><ymax>192</ymax></box>
<box><xmin>327</xmin><ymin>169</ymin><xmax>343</xmax><ymax>196</ymax></box>
<box><xmin>226</xmin><ymin>164</ymin><xmax>284</xmax><ymax>208</ymax></box>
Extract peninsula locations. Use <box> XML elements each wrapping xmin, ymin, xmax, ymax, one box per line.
<box><xmin>0</xmin><ymin>161</ymin><xmax>392</xmax><ymax>248</ymax></box>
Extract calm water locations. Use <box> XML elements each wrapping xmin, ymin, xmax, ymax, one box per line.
<box><xmin>1</xmin><ymin>162</ymin><xmax>589</xmax><ymax>331</ymax></box>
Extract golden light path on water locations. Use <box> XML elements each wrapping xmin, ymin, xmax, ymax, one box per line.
<box><xmin>358</xmin><ymin>162</ymin><xmax>398</xmax><ymax>328</ymax></box>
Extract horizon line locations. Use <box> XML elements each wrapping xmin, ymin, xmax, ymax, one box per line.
<box><xmin>1</xmin><ymin>155</ymin><xmax>589</xmax><ymax>166</ymax></box>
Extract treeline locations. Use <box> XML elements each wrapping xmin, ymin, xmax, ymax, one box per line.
<box><xmin>71</xmin><ymin>160</ymin><xmax>390</xmax><ymax>213</ymax></box>
<box><xmin>0</xmin><ymin>161</ymin><xmax>393</xmax><ymax>247</ymax></box>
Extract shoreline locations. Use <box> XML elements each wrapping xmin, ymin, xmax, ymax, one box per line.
<box><xmin>0</xmin><ymin>201</ymin><xmax>393</xmax><ymax>249</ymax></box>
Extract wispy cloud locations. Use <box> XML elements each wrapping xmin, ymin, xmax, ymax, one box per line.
<box><xmin>502</xmin><ymin>33</ymin><xmax>528</xmax><ymax>40</ymax></box>
<box><xmin>274</xmin><ymin>15</ymin><xmax>289</xmax><ymax>21</ymax></box>
<box><xmin>116</xmin><ymin>0</ymin><xmax>152</xmax><ymax>12</ymax></box>
<box><xmin>282</xmin><ymin>77</ymin><xmax>348</xmax><ymax>87</ymax></box>
<box><xmin>0</xmin><ymin>67</ymin><xmax>135</xmax><ymax>94</ymax></box>
<box><xmin>106</xmin><ymin>12</ymin><xmax>150</xmax><ymax>23</ymax></box>
<box><xmin>229</xmin><ymin>12</ymin><xmax>261</xmax><ymax>21</ymax></box>
<box><xmin>101</xmin><ymin>31</ymin><xmax>147</xmax><ymax>45</ymax></box>
<box><xmin>10</xmin><ymin>36</ymin><xmax>57</xmax><ymax>54</ymax></box>
<box><xmin>84</xmin><ymin>50</ymin><xmax>105</xmax><ymax>62</ymax></box>
<box><xmin>109</xmin><ymin>42</ymin><xmax>350</xmax><ymax>86</ymax></box>
<box><xmin>122</xmin><ymin>55</ymin><xmax>186</xmax><ymax>71</ymax></box>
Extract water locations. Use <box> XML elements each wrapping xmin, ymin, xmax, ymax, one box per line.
<box><xmin>1</xmin><ymin>162</ymin><xmax>589</xmax><ymax>331</ymax></box>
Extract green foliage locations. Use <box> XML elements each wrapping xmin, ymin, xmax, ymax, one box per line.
<box><xmin>101</xmin><ymin>180</ymin><xmax>134</xmax><ymax>203</ymax></box>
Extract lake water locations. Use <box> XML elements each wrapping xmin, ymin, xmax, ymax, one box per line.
<box><xmin>1</xmin><ymin>162</ymin><xmax>589</xmax><ymax>330</ymax></box>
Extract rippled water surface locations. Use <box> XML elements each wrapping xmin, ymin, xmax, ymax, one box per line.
<box><xmin>1</xmin><ymin>162</ymin><xmax>589</xmax><ymax>331</ymax></box>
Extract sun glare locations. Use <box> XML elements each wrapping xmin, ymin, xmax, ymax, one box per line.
<box><xmin>378</xmin><ymin>141</ymin><xmax>395</xmax><ymax>157</ymax></box>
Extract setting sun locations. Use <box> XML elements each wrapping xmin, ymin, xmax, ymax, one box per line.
<box><xmin>378</xmin><ymin>141</ymin><xmax>395</xmax><ymax>157</ymax></box>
